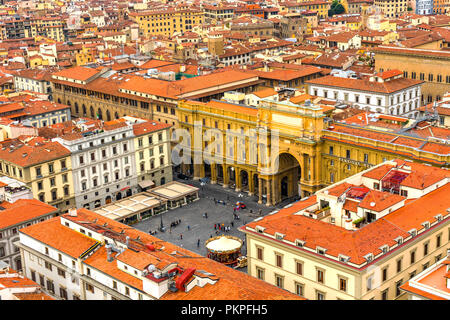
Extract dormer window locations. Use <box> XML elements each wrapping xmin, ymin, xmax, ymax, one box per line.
<box><xmin>255</xmin><ymin>226</ymin><xmax>265</xmax><ymax>234</ymax></box>
<box><xmin>408</xmin><ymin>229</ymin><xmax>417</xmax><ymax>237</ymax></box>
<box><xmin>422</xmin><ymin>221</ymin><xmax>430</xmax><ymax>229</ymax></box>
<box><xmin>380</xmin><ymin>245</ymin><xmax>389</xmax><ymax>254</ymax></box>
<box><xmin>338</xmin><ymin>254</ymin><xmax>349</xmax><ymax>263</ymax></box>
<box><xmin>295</xmin><ymin>239</ymin><xmax>305</xmax><ymax>247</ymax></box>
<box><xmin>364</xmin><ymin>253</ymin><xmax>373</xmax><ymax>262</ymax></box>
<box><xmin>395</xmin><ymin>237</ymin><xmax>403</xmax><ymax>245</ymax></box>
<box><xmin>434</xmin><ymin>214</ymin><xmax>442</xmax><ymax>222</ymax></box>
<box><xmin>275</xmin><ymin>233</ymin><xmax>284</xmax><ymax>240</ymax></box>
<box><xmin>316</xmin><ymin>247</ymin><xmax>327</xmax><ymax>255</ymax></box>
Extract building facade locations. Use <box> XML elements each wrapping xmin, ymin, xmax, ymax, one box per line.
<box><xmin>0</xmin><ymin>138</ymin><xmax>75</xmax><ymax>212</ymax></box>
<box><xmin>17</xmin><ymin>208</ymin><xmax>301</xmax><ymax>300</ymax></box>
<box><xmin>177</xmin><ymin>97</ymin><xmax>327</xmax><ymax>203</ymax></box>
<box><xmin>241</xmin><ymin>160</ymin><xmax>450</xmax><ymax>300</ymax></box>
<box><xmin>53</xmin><ymin>119</ymin><xmax>138</xmax><ymax>210</ymax></box>
<box><xmin>0</xmin><ymin>199</ymin><xmax>57</xmax><ymax>271</ymax></box>
<box><xmin>373</xmin><ymin>46</ymin><xmax>450</xmax><ymax>104</ymax></box>
<box><xmin>307</xmin><ymin>71</ymin><xmax>423</xmax><ymax>118</ymax></box>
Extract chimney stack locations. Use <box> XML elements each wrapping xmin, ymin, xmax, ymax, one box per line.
<box><xmin>68</xmin><ymin>208</ymin><xmax>77</xmax><ymax>217</ymax></box>
<box><xmin>106</xmin><ymin>243</ymin><xmax>113</xmax><ymax>262</ymax></box>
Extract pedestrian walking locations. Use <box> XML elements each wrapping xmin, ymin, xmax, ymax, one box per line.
<box><xmin>214</xmin><ymin>223</ymin><xmax>217</xmax><ymax>229</ymax></box>
<box><xmin>197</xmin><ymin>238</ymin><xmax>200</xmax><ymax>247</ymax></box>
<box><xmin>231</xmin><ymin>221</ymin><xmax>234</xmax><ymax>227</ymax></box>
<box><xmin>187</xmin><ymin>225</ymin><xmax>190</xmax><ymax>231</ymax></box>
<box><xmin>205</xmin><ymin>212</ymin><xmax>208</xmax><ymax>219</ymax></box>
<box><xmin>180</xmin><ymin>234</ymin><xmax>183</xmax><ymax>240</ymax></box>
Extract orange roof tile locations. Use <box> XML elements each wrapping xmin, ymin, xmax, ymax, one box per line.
<box><xmin>0</xmin><ymin>199</ymin><xmax>57</xmax><ymax>230</ymax></box>
<box><xmin>20</xmin><ymin>217</ymin><xmax>98</xmax><ymax>259</ymax></box>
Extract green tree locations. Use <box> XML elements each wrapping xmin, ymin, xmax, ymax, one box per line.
<box><xmin>328</xmin><ymin>0</ymin><xmax>346</xmax><ymax>16</ymax></box>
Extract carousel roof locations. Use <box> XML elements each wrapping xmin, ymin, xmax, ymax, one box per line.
<box><xmin>206</xmin><ymin>236</ymin><xmax>242</xmax><ymax>253</ymax></box>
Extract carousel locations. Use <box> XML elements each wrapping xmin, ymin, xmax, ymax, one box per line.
<box><xmin>205</xmin><ymin>235</ymin><xmax>243</xmax><ymax>266</ymax></box>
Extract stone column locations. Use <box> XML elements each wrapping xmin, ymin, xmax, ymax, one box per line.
<box><xmin>304</xmin><ymin>153</ymin><xmax>309</xmax><ymax>182</ymax></box>
<box><xmin>235</xmin><ymin>168</ymin><xmax>241</xmax><ymax>192</ymax></box>
<box><xmin>311</xmin><ymin>155</ymin><xmax>316</xmax><ymax>183</ymax></box>
<box><xmin>193</xmin><ymin>164</ymin><xmax>204</xmax><ymax>180</ymax></box>
<box><xmin>266</xmin><ymin>178</ymin><xmax>272</xmax><ymax>206</ymax></box>
<box><xmin>248</xmin><ymin>172</ymin><xmax>254</xmax><ymax>196</ymax></box>
<box><xmin>258</xmin><ymin>177</ymin><xmax>263</xmax><ymax>204</ymax></box>
<box><xmin>223</xmin><ymin>164</ymin><xmax>229</xmax><ymax>188</ymax></box>
<box><xmin>210</xmin><ymin>163</ymin><xmax>217</xmax><ymax>184</ymax></box>
<box><xmin>272</xmin><ymin>176</ymin><xmax>277</xmax><ymax>205</ymax></box>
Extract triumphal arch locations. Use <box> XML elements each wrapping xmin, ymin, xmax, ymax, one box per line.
<box><xmin>176</xmin><ymin>97</ymin><xmax>328</xmax><ymax>205</ymax></box>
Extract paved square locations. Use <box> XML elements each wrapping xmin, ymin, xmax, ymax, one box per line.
<box><xmin>133</xmin><ymin>178</ymin><xmax>280</xmax><ymax>261</ymax></box>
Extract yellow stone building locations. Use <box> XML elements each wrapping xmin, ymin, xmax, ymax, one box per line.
<box><xmin>241</xmin><ymin>160</ymin><xmax>450</xmax><ymax>300</ymax></box>
<box><xmin>0</xmin><ymin>138</ymin><xmax>74</xmax><ymax>212</ymax></box>
<box><xmin>129</xmin><ymin>8</ymin><xmax>205</xmax><ymax>38</ymax></box>
<box><xmin>178</xmin><ymin>95</ymin><xmax>450</xmax><ymax>205</ymax></box>
<box><xmin>177</xmin><ymin>98</ymin><xmax>330</xmax><ymax>204</ymax></box>
<box><xmin>373</xmin><ymin>46</ymin><xmax>450</xmax><ymax>103</ymax></box>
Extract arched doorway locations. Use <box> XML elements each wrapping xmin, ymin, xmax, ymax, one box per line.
<box><xmin>217</xmin><ymin>164</ymin><xmax>223</xmax><ymax>184</ymax></box>
<box><xmin>106</xmin><ymin>109</ymin><xmax>111</xmax><ymax>121</ymax></box>
<box><xmin>90</xmin><ymin>106</ymin><xmax>95</xmax><ymax>118</ymax></box>
<box><xmin>281</xmin><ymin>176</ymin><xmax>289</xmax><ymax>198</ymax></box>
<box><xmin>240</xmin><ymin>170</ymin><xmax>249</xmax><ymax>192</ymax></box>
<box><xmin>105</xmin><ymin>196</ymin><xmax>112</xmax><ymax>204</ymax></box>
<box><xmin>74</xmin><ymin>102</ymin><xmax>79</xmax><ymax>114</ymax></box>
<box><xmin>228</xmin><ymin>166</ymin><xmax>236</xmax><ymax>187</ymax></box>
<box><xmin>116</xmin><ymin>192</ymin><xmax>122</xmax><ymax>201</ymax></box>
<box><xmin>276</xmin><ymin>153</ymin><xmax>302</xmax><ymax>202</ymax></box>
<box><xmin>204</xmin><ymin>163</ymin><xmax>211</xmax><ymax>179</ymax></box>
<box><xmin>82</xmin><ymin>104</ymin><xmax>87</xmax><ymax>116</ymax></box>
<box><xmin>97</xmin><ymin>108</ymin><xmax>103</xmax><ymax>120</ymax></box>
<box><xmin>126</xmin><ymin>189</ymin><xmax>132</xmax><ymax>197</ymax></box>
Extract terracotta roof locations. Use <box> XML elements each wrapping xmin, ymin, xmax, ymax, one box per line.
<box><xmin>132</xmin><ymin>121</ymin><xmax>172</xmax><ymax>136</ymax></box>
<box><xmin>307</xmin><ymin>75</ymin><xmax>423</xmax><ymax>94</ymax></box>
<box><xmin>252</xmin><ymin>87</ymin><xmax>277</xmax><ymax>98</ymax></box>
<box><xmin>0</xmin><ymin>199</ymin><xmax>57</xmax><ymax>230</ymax></box>
<box><xmin>52</xmin><ymin>66</ymin><xmax>100</xmax><ymax>81</ymax></box>
<box><xmin>12</xmin><ymin>292</ymin><xmax>54</xmax><ymax>300</ymax></box>
<box><xmin>0</xmin><ymin>138</ymin><xmax>70</xmax><ymax>167</ymax></box>
<box><xmin>54</xmin><ymin>209</ymin><xmax>303</xmax><ymax>300</ymax></box>
<box><xmin>20</xmin><ymin>217</ymin><xmax>98</xmax><ymax>259</ymax></box>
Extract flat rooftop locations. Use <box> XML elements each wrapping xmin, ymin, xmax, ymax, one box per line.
<box><xmin>94</xmin><ymin>192</ymin><xmax>167</xmax><ymax>221</ymax></box>
<box><xmin>148</xmin><ymin>181</ymin><xmax>199</xmax><ymax>200</ymax></box>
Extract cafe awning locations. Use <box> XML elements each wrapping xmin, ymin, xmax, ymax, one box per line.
<box><xmin>138</xmin><ymin>180</ymin><xmax>155</xmax><ymax>190</ymax></box>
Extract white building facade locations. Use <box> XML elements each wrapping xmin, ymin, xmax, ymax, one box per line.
<box><xmin>53</xmin><ymin>122</ymin><xmax>138</xmax><ymax>210</ymax></box>
<box><xmin>307</xmin><ymin>73</ymin><xmax>423</xmax><ymax>118</ymax></box>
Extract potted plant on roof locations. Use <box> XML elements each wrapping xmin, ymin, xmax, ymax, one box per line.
<box><xmin>352</xmin><ymin>217</ymin><xmax>365</xmax><ymax>228</ymax></box>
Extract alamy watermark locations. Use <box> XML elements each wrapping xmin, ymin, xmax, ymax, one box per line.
<box><xmin>171</xmin><ymin>121</ymin><xmax>280</xmax><ymax>171</ymax></box>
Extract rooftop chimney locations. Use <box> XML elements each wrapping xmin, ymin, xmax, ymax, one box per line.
<box><xmin>68</xmin><ymin>208</ymin><xmax>77</xmax><ymax>217</ymax></box>
<box><xmin>106</xmin><ymin>243</ymin><xmax>113</xmax><ymax>262</ymax></box>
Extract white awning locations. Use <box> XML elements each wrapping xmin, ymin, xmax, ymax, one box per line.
<box><xmin>138</xmin><ymin>180</ymin><xmax>155</xmax><ymax>189</ymax></box>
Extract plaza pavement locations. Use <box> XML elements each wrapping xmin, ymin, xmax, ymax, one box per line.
<box><xmin>133</xmin><ymin>177</ymin><xmax>297</xmax><ymax>271</ymax></box>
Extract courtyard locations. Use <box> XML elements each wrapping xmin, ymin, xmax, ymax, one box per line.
<box><xmin>132</xmin><ymin>177</ymin><xmax>290</xmax><ymax>262</ymax></box>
